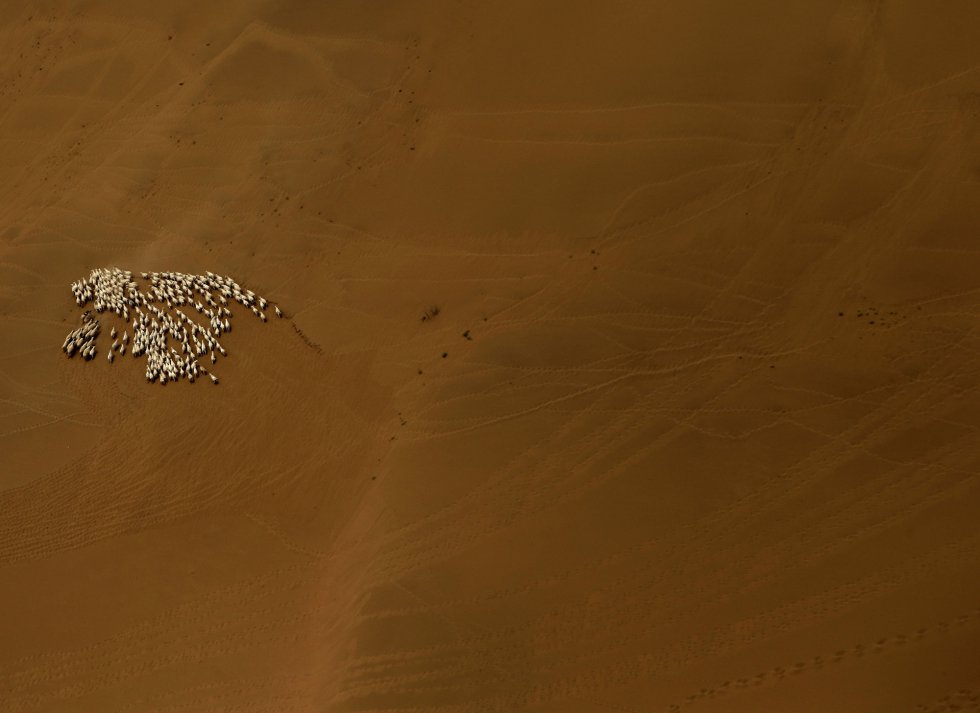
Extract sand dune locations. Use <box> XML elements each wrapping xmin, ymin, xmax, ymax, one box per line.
<box><xmin>1</xmin><ymin>2</ymin><xmax>979</xmax><ymax>711</ymax></box>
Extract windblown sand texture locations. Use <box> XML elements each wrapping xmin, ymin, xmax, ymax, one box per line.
<box><xmin>2</xmin><ymin>2</ymin><xmax>980</xmax><ymax>711</ymax></box>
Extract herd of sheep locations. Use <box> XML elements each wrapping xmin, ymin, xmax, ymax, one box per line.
<box><xmin>63</xmin><ymin>267</ymin><xmax>282</xmax><ymax>385</ymax></box>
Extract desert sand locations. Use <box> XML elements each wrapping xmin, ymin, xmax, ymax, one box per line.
<box><xmin>2</xmin><ymin>2</ymin><xmax>980</xmax><ymax>711</ymax></box>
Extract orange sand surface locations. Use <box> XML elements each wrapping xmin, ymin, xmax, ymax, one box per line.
<box><xmin>2</xmin><ymin>2</ymin><xmax>980</xmax><ymax>711</ymax></box>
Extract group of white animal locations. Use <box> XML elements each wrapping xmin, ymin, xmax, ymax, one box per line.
<box><xmin>62</xmin><ymin>310</ymin><xmax>101</xmax><ymax>360</ymax></box>
<box><xmin>63</xmin><ymin>267</ymin><xmax>283</xmax><ymax>385</ymax></box>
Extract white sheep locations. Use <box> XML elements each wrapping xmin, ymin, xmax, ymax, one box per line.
<box><xmin>66</xmin><ymin>267</ymin><xmax>284</xmax><ymax>386</ymax></box>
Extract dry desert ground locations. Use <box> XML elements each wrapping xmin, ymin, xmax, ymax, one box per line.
<box><xmin>1</xmin><ymin>2</ymin><xmax>980</xmax><ymax>711</ymax></box>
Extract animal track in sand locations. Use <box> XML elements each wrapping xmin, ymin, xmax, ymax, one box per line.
<box><xmin>664</xmin><ymin>605</ymin><xmax>980</xmax><ymax>712</ymax></box>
